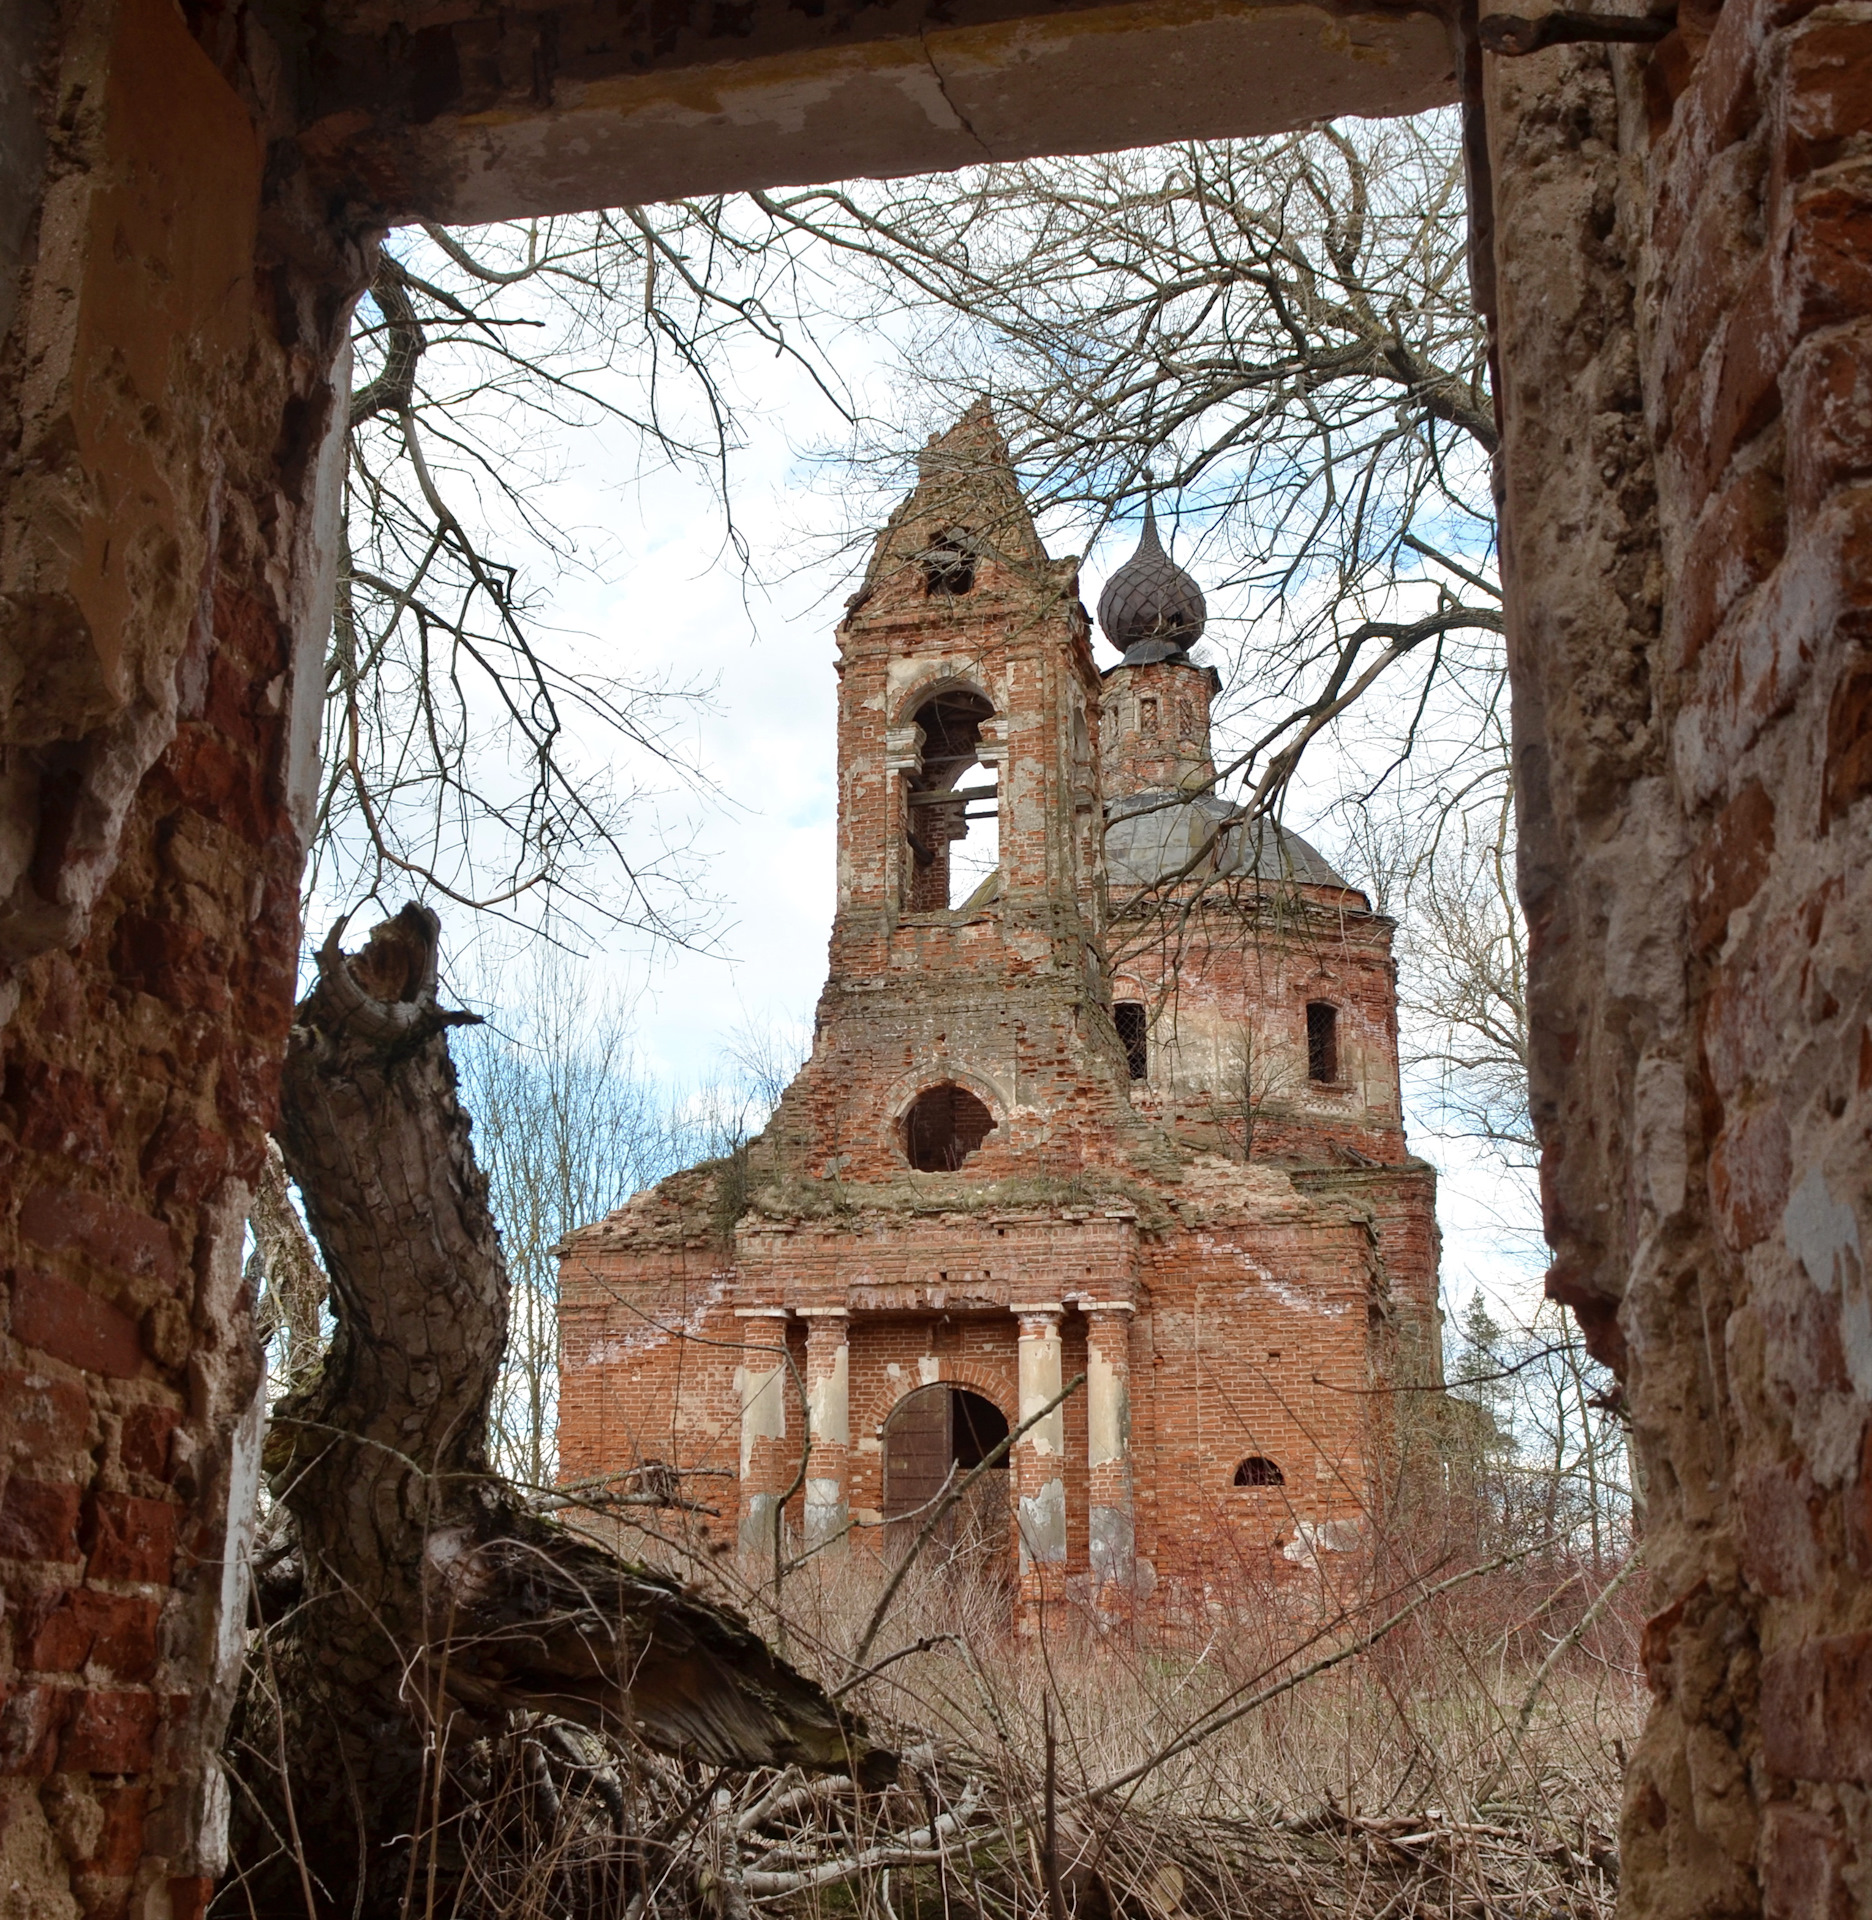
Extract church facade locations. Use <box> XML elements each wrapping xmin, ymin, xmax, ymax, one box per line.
<box><xmin>556</xmin><ymin>406</ymin><xmax>1439</xmax><ymax>1614</ymax></box>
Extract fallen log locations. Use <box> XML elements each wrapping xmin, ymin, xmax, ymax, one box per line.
<box><xmin>226</xmin><ymin>905</ymin><xmax>883</xmax><ymax>1919</ymax></box>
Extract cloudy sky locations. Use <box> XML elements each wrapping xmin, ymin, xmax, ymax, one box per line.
<box><xmin>329</xmin><ymin>239</ymin><xmax>1544</xmax><ymax>1317</ymax></box>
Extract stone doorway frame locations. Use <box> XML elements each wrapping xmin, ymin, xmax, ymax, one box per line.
<box><xmin>1</xmin><ymin>1</ymin><xmax>1866</xmax><ymax>1913</ymax></box>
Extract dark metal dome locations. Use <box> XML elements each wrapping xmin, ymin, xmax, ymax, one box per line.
<box><xmin>1097</xmin><ymin>501</ymin><xmax>1207</xmax><ymax>656</ymax></box>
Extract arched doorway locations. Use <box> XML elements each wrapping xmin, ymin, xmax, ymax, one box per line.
<box><xmin>881</xmin><ymin>1384</ymin><xmax>1011</xmax><ymax>1572</ymax></box>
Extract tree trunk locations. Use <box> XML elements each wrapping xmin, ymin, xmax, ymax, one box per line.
<box><xmin>227</xmin><ymin>906</ymin><xmax>880</xmax><ymax>1919</ymax></box>
<box><xmin>247</xmin><ymin>1135</ymin><xmax>328</xmax><ymax>1390</ymax></box>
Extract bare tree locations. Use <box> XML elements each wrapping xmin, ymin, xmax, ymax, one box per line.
<box><xmin>1446</xmin><ymin>1292</ymin><xmax>1631</xmax><ymax>1565</ymax></box>
<box><xmin>665</xmin><ymin>124</ymin><xmax>1511</xmax><ymax>1065</ymax></box>
<box><xmin>454</xmin><ymin>967</ymin><xmax>810</xmax><ymax>1484</ymax></box>
<box><xmin>321</xmin><ymin>123</ymin><xmax>1501</xmax><ymax>953</ymax></box>
<box><xmin>230</xmin><ymin>908</ymin><xmax>881</xmax><ymax>1920</ymax></box>
<box><xmin>324</xmin><ymin>211</ymin><xmax>862</xmax><ymax>938</ymax></box>
<box><xmin>1221</xmin><ymin>1017</ymin><xmax>1307</xmax><ymax>1163</ymax></box>
<box><xmin>453</xmin><ymin>955</ymin><xmax>687</xmax><ymax>1485</ymax></box>
<box><xmin>726</xmin><ymin>117</ymin><xmax>1502</xmax><ymax>835</ymax></box>
<box><xmin>1399</xmin><ymin>778</ymin><xmax>1532</xmax><ymax>1168</ymax></box>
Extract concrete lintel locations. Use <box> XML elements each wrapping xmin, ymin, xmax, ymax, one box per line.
<box><xmin>301</xmin><ymin>0</ymin><xmax>1455</xmax><ymax>225</ymax></box>
<box><xmin>733</xmin><ymin>1304</ymin><xmax>792</xmax><ymax>1318</ymax></box>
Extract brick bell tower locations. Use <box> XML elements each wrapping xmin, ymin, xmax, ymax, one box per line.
<box><xmin>759</xmin><ymin>403</ymin><xmax>1158</xmax><ymax>1185</ymax></box>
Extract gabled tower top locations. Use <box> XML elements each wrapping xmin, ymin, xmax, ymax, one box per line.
<box><xmin>849</xmin><ymin>402</ymin><xmax>1053</xmax><ymax>615</ymax></box>
<box><xmin>916</xmin><ymin>396</ymin><xmax>1001</xmax><ymax>479</ymax></box>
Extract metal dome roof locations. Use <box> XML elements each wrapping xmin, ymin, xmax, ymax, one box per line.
<box><xmin>1104</xmin><ymin>791</ymin><xmax>1354</xmax><ymax>891</ymax></box>
<box><xmin>1097</xmin><ymin>501</ymin><xmax>1207</xmax><ymax>656</ymax></box>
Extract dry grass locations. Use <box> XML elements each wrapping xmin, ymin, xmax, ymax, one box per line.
<box><xmin>221</xmin><ymin>1511</ymin><xmax>1642</xmax><ymax>1920</ymax></box>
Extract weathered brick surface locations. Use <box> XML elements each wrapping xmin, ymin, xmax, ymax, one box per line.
<box><xmin>2</xmin><ymin>0</ymin><xmax>1867</xmax><ymax>1906</ymax></box>
<box><xmin>18</xmin><ymin>1589</ymin><xmax>162</xmax><ymax>1681</ymax></box>
<box><xmin>1490</xmin><ymin>4</ymin><xmax>1872</xmax><ymax>1910</ymax></box>
<box><xmin>560</xmin><ymin>414</ymin><xmax>1439</xmax><ymax>1614</ymax></box>
<box><xmin>8</xmin><ymin>1267</ymin><xmax>147</xmax><ymax>1379</ymax></box>
<box><xmin>0</xmin><ymin>0</ymin><xmax>359</xmax><ymax>1907</ymax></box>
<box><xmin>1760</xmin><ymin>1802</ymin><xmax>1857</xmax><ymax>1919</ymax></box>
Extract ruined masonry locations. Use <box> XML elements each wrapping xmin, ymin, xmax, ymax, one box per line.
<box><xmin>556</xmin><ymin>409</ymin><xmax>1440</xmax><ymax>1610</ymax></box>
<box><xmin>7</xmin><ymin>0</ymin><xmax>1872</xmax><ymax>1901</ymax></box>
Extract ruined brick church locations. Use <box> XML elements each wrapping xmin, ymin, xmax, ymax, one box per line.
<box><xmin>557</xmin><ymin>407</ymin><xmax>1439</xmax><ymax>1607</ymax></box>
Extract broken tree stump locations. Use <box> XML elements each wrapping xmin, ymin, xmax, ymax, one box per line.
<box><xmin>226</xmin><ymin>904</ymin><xmax>880</xmax><ymax>1919</ymax></box>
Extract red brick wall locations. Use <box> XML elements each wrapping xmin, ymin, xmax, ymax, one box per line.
<box><xmin>1488</xmin><ymin>8</ymin><xmax>1872</xmax><ymax>1911</ymax></box>
<box><xmin>557</xmin><ymin>410</ymin><xmax>1440</xmax><ymax>1621</ymax></box>
<box><xmin>559</xmin><ymin>1184</ymin><xmax>1403</xmax><ymax>1603</ymax></box>
<box><xmin>0</xmin><ymin>6</ymin><xmax>356</xmax><ymax>1907</ymax></box>
<box><xmin>1646</xmin><ymin>6</ymin><xmax>1872</xmax><ymax>1905</ymax></box>
<box><xmin>1114</xmin><ymin>892</ymin><xmax>1409</xmax><ymax>1165</ymax></box>
<box><xmin>557</xmin><ymin>1189</ymin><xmax>744</xmax><ymax>1497</ymax></box>
<box><xmin>1100</xmin><ymin>657</ymin><xmax>1222</xmax><ymax>794</ymax></box>
<box><xmin>0</xmin><ymin>496</ymin><xmax>320</xmax><ymax>1916</ymax></box>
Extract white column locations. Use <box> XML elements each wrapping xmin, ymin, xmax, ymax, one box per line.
<box><xmin>735</xmin><ymin>1307</ymin><xmax>791</xmax><ymax>1554</ymax></box>
<box><xmin>1012</xmin><ymin>1304</ymin><xmax>1066</xmax><ymax>1586</ymax></box>
<box><xmin>801</xmin><ymin>1308</ymin><xmax>851</xmax><ymax>1550</ymax></box>
<box><xmin>1086</xmin><ymin>1301</ymin><xmax>1135</xmax><ymax>1598</ymax></box>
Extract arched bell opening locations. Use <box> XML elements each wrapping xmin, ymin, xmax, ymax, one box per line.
<box><xmin>903</xmin><ymin>688</ymin><xmax>998</xmax><ymax>912</ymax></box>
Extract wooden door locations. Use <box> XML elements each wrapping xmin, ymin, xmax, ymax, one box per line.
<box><xmin>883</xmin><ymin>1386</ymin><xmax>952</xmax><ymax>1525</ymax></box>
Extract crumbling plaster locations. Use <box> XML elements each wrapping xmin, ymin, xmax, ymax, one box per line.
<box><xmin>301</xmin><ymin>0</ymin><xmax>1457</xmax><ymax>222</ymax></box>
<box><xmin>0</xmin><ymin>1</ymin><xmax>365</xmax><ymax>1910</ymax></box>
<box><xmin>1490</xmin><ymin>14</ymin><xmax>1872</xmax><ymax>1914</ymax></box>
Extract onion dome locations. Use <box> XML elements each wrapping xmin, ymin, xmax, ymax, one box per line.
<box><xmin>1097</xmin><ymin>500</ymin><xmax>1207</xmax><ymax>658</ymax></box>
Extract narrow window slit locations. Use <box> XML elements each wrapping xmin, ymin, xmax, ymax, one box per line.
<box><xmin>1114</xmin><ymin>1000</ymin><xmax>1149</xmax><ymax>1080</ymax></box>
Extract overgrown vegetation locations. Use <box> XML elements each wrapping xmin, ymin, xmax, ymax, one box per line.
<box><xmin>228</xmin><ymin>107</ymin><xmax>1640</xmax><ymax>1920</ymax></box>
<box><xmin>229</xmin><ymin>1455</ymin><xmax>1639</xmax><ymax>1919</ymax></box>
<box><xmin>241</xmin><ymin>944</ymin><xmax>1635</xmax><ymax>1918</ymax></box>
<box><xmin>322</xmin><ymin>117</ymin><xmax>1500</xmax><ymax>951</ymax></box>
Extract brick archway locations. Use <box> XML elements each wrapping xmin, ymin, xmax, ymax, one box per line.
<box><xmin>3</xmin><ymin>0</ymin><xmax>1869</xmax><ymax>1910</ymax></box>
<box><xmin>862</xmin><ymin>1367</ymin><xmax>1015</xmax><ymax>1454</ymax></box>
<box><xmin>894</xmin><ymin>671</ymin><xmax>998</xmax><ymax>731</ymax></box>
<box><xmin>882</xmin><ymin>1065</ymin><xmax>1011</xmax><ymax>1134</ymax></box>
<box><xmin>876</xmin><ymin>1379</ymin><xmax>1015</xmax><ymax>1573</ymax></box>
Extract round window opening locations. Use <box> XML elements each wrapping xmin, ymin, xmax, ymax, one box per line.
<box><xmin>904</xmin><ymin>1084</ymin><xmax>997</xmax><ymax>1171</ymax></box>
